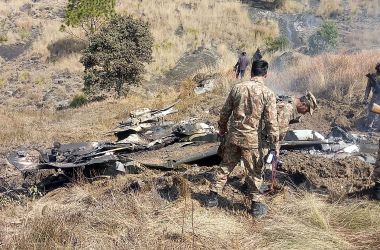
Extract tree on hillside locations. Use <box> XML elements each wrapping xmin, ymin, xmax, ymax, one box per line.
<box><xmin>62</xmin><ymin>0</ymin><xmax>116</xmax><ymax>38</ymax></box>
<box><xmin>81</xmin><ymin>15</ymin><xmax>153</xmax><ymax>95</ymax></box>
<box><xmin>308</xmin><ymin>21</ymin><xmax>339</xmax><ymax>55</ymax></box>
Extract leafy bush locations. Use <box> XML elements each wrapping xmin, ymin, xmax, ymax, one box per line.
<box><xmin>0</xmin><ymin>34</ymin><xmax>7</xmax><ymax>43</ymax></box>
<box><xmin>63</xmin><ymin>0</ymin><xmax>115</xmax><ymax>37</ymax></box>
<box><xmin>81</xmin><ymin>15</ymin><xmax>153</xmax><ymax>95</ymax></box>
<box><xmin>70</xmin><ymin>94</ymin><xmax>87</xmax><ymax>108</ymax></box>
<box><xmin>265</xmin><ymin>36</ymin><xmax>289</xmax><ymax>53</ymax></box>
<box><xmin>308</xmin><ymin>20</ymin><xmax>338</xmax><ymax>55</ymax></box>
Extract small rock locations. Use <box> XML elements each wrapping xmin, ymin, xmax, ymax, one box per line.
<box><xmin>56</xmin><ymin>100</ymin><xmax>69</xmax><ymax>110</ymax></box>
<box><xmin>194</xmin><ymin>78</ymin><xmax>216</xmax><ymax>95</ymax></box>
<box><xmin>19</xmin><ymin>3</ymin><xmax>32</xmax><ymax>13</ymax></box>
<box><xmin>53</xmin><ymin>78</ymin><xmax>64</xmax><ymax>84</ymax></box>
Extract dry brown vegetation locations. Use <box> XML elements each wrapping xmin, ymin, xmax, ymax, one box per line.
<box><xmin>269</xmin><ymin>49</ymin><xmax>380</xmax><ymax>100</ymax></box>
<box><xmin>278</xmin><ymin>0</ymin><xmax>309</xmax><ymax>13</ymax></box>
<box><xmin>316</xmin><ymin>0</ymin><xmax>343</xmax><ymax>18</ymax></box>
<box><xmin>349</xmin><ymin>0</ymin><xmax>380</xmax><ymax>15</ymax></box>
<box><xmin>315</xmin><ymin>0</ymin><xmax>380</xmax><ymax>17</ymax></box>
<box><xmin>1</xmin><ymin>176</ymin><xmax>379</xmax><ymax>249</ymax></box>
<box><xmin>117</xmin><ymin>0</ymin><xmax>279</xmax><ymax>74</ymax></box>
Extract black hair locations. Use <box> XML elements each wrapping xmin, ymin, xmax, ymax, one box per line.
<box><xmin>251</xmin><ymin>60</ymin><xmax>268</xmax><ymax>76</ymax></box>
<box><xmin>242</xmin><ymin>51</ymin><xmax>246</xmax><ymax>56</ymax></box>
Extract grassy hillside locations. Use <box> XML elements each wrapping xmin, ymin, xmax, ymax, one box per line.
<box><xmin>1</xmin><ymin>1</ymin><xmax>380</xmax><ymax>249</ymax></box>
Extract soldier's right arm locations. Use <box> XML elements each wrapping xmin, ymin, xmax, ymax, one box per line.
<box><xmin>218</xmin><ymin>87</ymin><xmax>235</xmax><ymax>134</ymax></box>
<box><xmin>263</xmin><ymin>91</ymin><xmax>280</xmax><ymax>153</ymax></box>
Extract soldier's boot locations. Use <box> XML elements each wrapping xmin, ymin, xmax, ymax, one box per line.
<box><xmin>250</xmin><ymin>200</ymin><xmax>268</xmax><ymax>218</ymax></box>
<box><xmin>250</xmin><ymin>192</ymin><xmax>268</xmax><ymax>218</ymax></box>
<box><xmin>374</xmin><ymin>182</ymin><xmax>380</xmax><ymax>201</ymax></box>
<box><xmin>206</xmin><ymin>191</ymin><xmax>219</xmax><ymax>208</ymax></box>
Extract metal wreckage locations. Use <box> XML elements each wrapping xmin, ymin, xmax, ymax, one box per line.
<box><xmin>6</xmin><ymin>103</ymin><xmax>378</xmax><ymax>194</ymax></box>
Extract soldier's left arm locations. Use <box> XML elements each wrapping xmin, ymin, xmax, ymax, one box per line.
<box><xmin>263</xmin><ymin>91</ymin><xmax>280</xmax><ymax>153</ymax></box>
<box><xmin>218</xmin><ymin>87</ymin><xmax>235</xmax><ymax>135</ymax></box>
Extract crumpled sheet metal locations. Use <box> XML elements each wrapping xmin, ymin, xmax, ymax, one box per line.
<box><xmin>118</xmin><ymin>103</ymin><xmax>177</xmax><ymax>128</ymax></box>
<box><xmin>284</xmin><ymin>130</ymin><xmax>325</xmax><ymax>141</ymax></box>
<box><xmin>7</xmin><ymin>142</ymin><xmax>137</xmax><ymax>171</ymax></box>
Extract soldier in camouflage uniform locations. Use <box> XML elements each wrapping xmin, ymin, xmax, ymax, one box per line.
<box><xmin>276</xmin><ymin>92</ymin><xmax>318</xmax><ymax>141</ymax></box>
<box><xmin>209</xmin><ymin>60</ymin><xmax>279</xmax><ymax>216</ymax></box>
<box><xmin>370</xmin><ymin>101</ymin><xmax>380</xmax><ymax>200</ymax></box>
<box><xmin>374</xmin><ymin>140</ymin><xmax>380</xmax><ymax>200</ymax></box>
<box><xmin>364</xmin><ymin>63</ymin><xmax>380</xmax><ymax>131</ymax></box>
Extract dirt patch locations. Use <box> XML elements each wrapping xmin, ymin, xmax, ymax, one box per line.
<box><xmin>281</xmin><ymin>152</ymin><xmax>374</xmax><ymax>197</ymax></box>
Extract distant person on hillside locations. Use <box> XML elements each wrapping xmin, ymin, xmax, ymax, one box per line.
<box><xmin>252</xmin><ymin>48</ymin><xmax>263</xmax><ymax>62</ymax></box>
<box><xmin>234</xmin><ymin>52</ymin><xmax>250</xmax><ymax>79</ymax></box>
<box><xmin>364</xmin><ymin>63</ymin><xmax>380</xmax><ymax>131</ymax></box>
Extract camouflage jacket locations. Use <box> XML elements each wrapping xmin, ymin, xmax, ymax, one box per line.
<box><xmin>219</xmin><ymin>78</ymin><xmax>279</xmax><ymax>149</ymax></box>
<box><xmin>365</xmin><ymin>73</ymin><xmax>380</xmax><ymax>102</ymax></box>
<box><xmin>277</xmin><ymin>96</ymin><xmax>301</xmax><ymax>140</ymax></box>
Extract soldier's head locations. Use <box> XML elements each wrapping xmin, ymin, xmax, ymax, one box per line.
<box><xmin>251</xmin><ymin>60</ymin><xmax>268</xmax><ymax>78</ymax></box>
<box><xmin>376</xmin><ymin>63</ymin><xmax>380</xmax><ymax>73</ymax></box>
<box><xmin>297</xmin><ymin>91</ymin><xmax>318</xmax><ymax>115</ymax></box>
<box><xmin>242</xmin><ymin>51</ymin><xmax>247</xmax><ymax>56</ymax></box>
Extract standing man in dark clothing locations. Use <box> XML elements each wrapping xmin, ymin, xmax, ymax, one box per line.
<box><xmin>234</xmin><ymin>52</ymin><xmax>250</xmax><ymax>79</ymax></box>
<box><xmin>252</xmin><ymin>48</ymin><xmax>263</xmax><ymax>62</ymax></box>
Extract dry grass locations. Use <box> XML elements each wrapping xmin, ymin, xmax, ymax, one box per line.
<box><xmin>268</xmin><ymin>49</ymin><xmax>380</xmax><ymax>101</ymax></box>
<box><xmin>349</xmin><ymin>0</ymin><xmax>380</xmax><ymax>15</ymax></box>
<box><xmin>279</xmin><ymin>0</ymin><xmax>309</xmax><ymax>13</ymax></box>
<box><xmin>117</xmin><ymin>0</ymin><xmax>279</xmax><ymax>74</ymax></box>
<box><xmin>31</xmin><ymin>20</ymin><xmax>67</xmax><ymax>60</ymax></box>
<box><xmin>344</xmin><ymin>29</ymin><xmax>380</xmax><ymax>49</ymax></box>
<box><xmin>317</xmin><ymin>0</ymin><xmax>343</xmax><ymax>18</ymax></box>
<box><xmin>0</xmin><ymin>0</ymin><xmax>28</xmax><ymax>17</ymax></box>
<box><xmin>1</xmin><ymin>177</ymin><xmax>379</xmax><ymax>249</ymax></box>
<box><xmin>0</xmin><ymin>86</ymin><xmax>184</xmax><ymax>153</ymax></box>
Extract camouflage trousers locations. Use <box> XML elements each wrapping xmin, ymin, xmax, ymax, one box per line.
<box><xmin>374</xmin><ymin>139</ymin><xmax>380</xmax><ymax>183</ymax></box>
<box><xmin>211</xmin><ymin>141</ymin><xmax>263</xmax><ymax>200</ymax></box>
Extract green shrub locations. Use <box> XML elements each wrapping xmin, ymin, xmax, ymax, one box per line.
<box><xmin>0</xmin><ymin>34</ymin><xmax>7</xmax><ymax>43</ymax></box>
<box><xmin>308</xmin><ymin>20</ymin><xmax>338</xmax><ymax>55</ymax></box>
<box><xmin>70</xmin><ymin>94</ymin><xmax>87</xmax><ymax>108</ymax></box>
<box><xmin>18</xmin><ymin>71</ymin><xmax>31</xmax><ymax>83</ymax></box>
<box><xmin>0</xmin><ymin>77</ymin><xmax>5</xmax><ymax>88</ymax></box>
<box><xmin>63</xmin><ymin>0</ymin><xmax>115</xmax><ymax>37</ymax></box>
<box><xmin>81</xmin><ymin>15</ymin><xmax>153</xmax><ymax>95</ymax></box>
<box><xmin>265</xmin><ymin>36</ymin><xmax>289</xmax><ymax>53</ymax></box>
